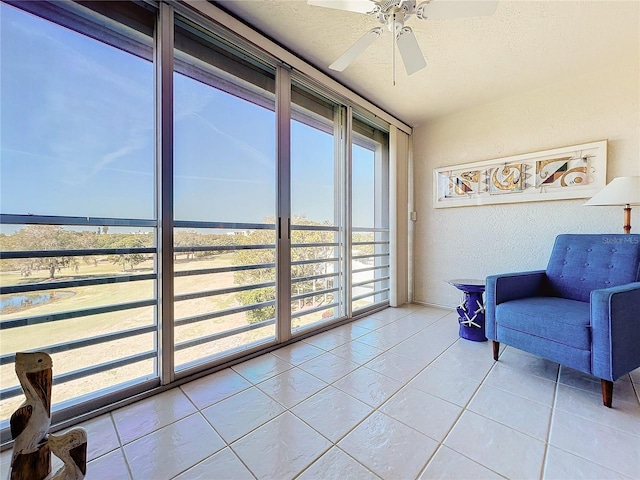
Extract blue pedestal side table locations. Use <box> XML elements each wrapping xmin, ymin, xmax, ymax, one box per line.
<box><xmin>447</xmin><ymin>279</ymin><xmax>487</xmax><ymax>342</ymax></box>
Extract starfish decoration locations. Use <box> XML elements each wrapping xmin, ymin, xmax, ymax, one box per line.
<box><xmin>461</xmin><ymin>311</ymin><xmax>481</xmax><ymax>328</ymax></box>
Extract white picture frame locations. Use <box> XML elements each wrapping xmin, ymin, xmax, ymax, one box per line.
<box><xmin>433</xmin><ymin>140</ymin><xmax>607</xmax><ymax>208</ymax></box>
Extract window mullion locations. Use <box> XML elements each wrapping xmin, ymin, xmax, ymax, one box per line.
<box><xmin>345</xmin><ymin>107</ymin><xmax>354</xmax><ymax>319</ymax></box>
<box><xmin>276</xmin><ymin>65</ymin><xmax>292</xmax><ymax>343</ymax></box>
<box><xmin>156</xmin><ymin>1</ymin><xmax>175</xmax><ymax>384</ymax></box>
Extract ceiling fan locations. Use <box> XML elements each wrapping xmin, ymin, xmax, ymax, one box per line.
<box><xmin>308</xmin><ymin>0</ymin><xmax>498</xmax><ymax>82</ymax></box>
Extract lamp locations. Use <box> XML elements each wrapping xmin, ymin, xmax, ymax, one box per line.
<box><xmin>584</xmin><ymin>176</ymin><xmax>640</xmax><ymax>233</ymax></box>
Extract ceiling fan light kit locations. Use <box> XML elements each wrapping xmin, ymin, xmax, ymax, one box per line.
<box><xmin>309</xmin><ymin>0</ymin><xmax>498</xmax><ymax>83</ymax></box>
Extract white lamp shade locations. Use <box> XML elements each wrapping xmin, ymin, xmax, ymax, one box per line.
<box><xmin>583</xmin><ymin>176</ymin><xmax>640</xmax><ymax>206</ymax></box>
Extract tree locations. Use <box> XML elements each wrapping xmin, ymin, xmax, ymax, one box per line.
<box><xmin>108</xmin><ymin>236</ymin><xmax>147</xmax><ymax>272</ymax></box>
<box><xmin>290</xmin><ymin>216</ymin><xmax>335</xmax><ymax>310</ymax></box>
<box><xmin>74</xmin><ymin>230</ymin><xmax>100</xmax><ymax>267</ymax></box>
<box><xmin>174</xmin><ymin>230</ymin><xmax>200</xmax><ymax>261</ymax></box>
<box><xmin>352</xmin><ymin>232</ymin><xmax>375</xmax><ymax>256</ymax></box>
<box><xmin>0</xmin><ymin>233</ymin><xmax>18</xmax><ymax>273</ymax></box>
<box><xmin>232</xmin><ymin>215</ymin><xmax>335</xmax><ymax>324</ymax></box>
<box><xmin>10</xmin><ymin>225</ymin><xmax>79</xmax><ymax>279</ymax></box>
<box><xmin>233</xmin><ymin>224</ymin><xmax>277</xmax><ymax>324</ymax></box>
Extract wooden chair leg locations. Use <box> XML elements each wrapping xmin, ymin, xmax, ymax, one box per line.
<box><xmin>601</xmin><ymin>379</ymin><xmax>613</xmax><ymax>408</ymax></box>
<box><xmin>492</xmin><ymin>341</ymin><xmax>500</xmax><ymax>361</ymax></box>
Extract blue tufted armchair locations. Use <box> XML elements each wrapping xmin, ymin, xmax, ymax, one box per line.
<box><xmin>486</xmin><ymin>234</ymin><xmax>640</xmax><ymax>407</ymax></box>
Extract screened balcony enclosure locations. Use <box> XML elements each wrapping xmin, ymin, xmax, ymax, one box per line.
<box><xmin>0</xmin><ymin>0</ymin><xmax>397</xmax><ymax>444</ymax></box>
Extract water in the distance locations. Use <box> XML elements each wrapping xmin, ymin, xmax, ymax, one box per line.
<box><xmin>0</xmin><ymin>291</ymin><xmax>75</xmax><ymax>312</ymax></box>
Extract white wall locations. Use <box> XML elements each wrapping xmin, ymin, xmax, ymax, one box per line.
<box><xmin>412</xmin><ymin>57</ymin><xmax>639</xmax><ymax>308</ymax></box>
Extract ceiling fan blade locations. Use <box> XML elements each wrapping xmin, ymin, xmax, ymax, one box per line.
<box><xmin>396</xmin><ymin>27</ymin><xmax>426</xmax><ymax>75</ymax></box>
<box><xmin>308</xmin><ymin>0</ymin><xmax>376</xmax><ymax>14</ymax></box>
<box><xmin>329</xmin><ymin>27</ymin><xmax>383</xmax><ymax>71</ymax></box>
<box><xmin>416</xmin><ymin>0</ymin><xmax>498</xmax><ymax>20</ymax></box>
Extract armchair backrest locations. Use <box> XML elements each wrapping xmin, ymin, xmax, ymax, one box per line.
<box><xmin>545</xmin><ymin>234</ymin><xmax>640</xmax><ymax>302</ymax></box>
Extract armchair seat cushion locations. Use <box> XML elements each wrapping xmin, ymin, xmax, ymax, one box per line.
<box><xmin>495</xmin><ymin>297</ymin><xmax>590</xmax><ymax>350</ymax></box>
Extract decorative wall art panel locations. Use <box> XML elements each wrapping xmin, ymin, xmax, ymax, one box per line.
<box><xmin>433</xmin><ymin>140</ymin><xmax>607</xmax><ymax>208</ymax></box>
<box><xmin>489</xmin><ymin>164</ymin><xmax>524</xmax><ymax>194</ymax></box>
<box><xmin>535</xmin><ymin>156</ymin><xmax>588</xmax><ymax>188</ymax></box>
<box><xmin>445</xmin><ymin>170</ymin><xmax>480</xmax><ymax>197</ymax></box>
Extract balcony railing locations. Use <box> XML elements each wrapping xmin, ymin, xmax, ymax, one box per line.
<box><xmin>351</xmin><ymin>227</ymin><xmax>390</xmax><ymax>308</ymax></box>
<box><xmin>0</xmin><ymin>215</ymin><xmax>390</xmax><ymax>432</ymax></box>
<box><xmin>0</xmin><ymin>215</ymin><xmax>159</xmax><ymax>412</ymax></box>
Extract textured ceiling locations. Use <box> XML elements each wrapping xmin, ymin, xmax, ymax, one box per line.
<box><xmin>214</xmin><ymin>0</ymin><xmax>639</xmax><ymax>127</ymax></box>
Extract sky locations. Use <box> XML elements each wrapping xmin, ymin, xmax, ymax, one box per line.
<box><xmin>0</xmin><ymin>3</ymin><xmax>378</xmax><ymax>231</ymax></box>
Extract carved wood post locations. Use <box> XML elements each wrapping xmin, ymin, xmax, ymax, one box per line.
<box><xmin>9</xmin><ymin>352</ymin><xmax>52</xmax><ymax>480</ymax></box>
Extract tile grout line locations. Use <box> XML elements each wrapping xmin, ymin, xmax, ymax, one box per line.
<box><xmin>108</xmin><ymin>413</ymin><xmax>135</xmax><ymax>480</ymax></box>
<box><xmin>329</xmin><ymin>445</ymin><xmax>384</xmax><ymax>480</ymax></box>
<box><xmin>548</xmin><ymin>371</ymin><xmax>640</xmax><ymax>478</ymax></box>
<box><xmin>89</xmin><ymin>306</ymin><xmax>638</xmax><ymax>480</ymax></box>
<box><xmin>426</xmin><ymin>347</ymin><xmax>505</xmax><ymax>479</ymax></box>
<box><xmin>223</xmin><ymin>442</ymin><xmax>260</xmax><ymax>480</ymax></box>
<box><xmin>538</xmin><ymin>361</ymin><xmax>561</xmax><ymax>480</ymax></box>
<box><xmin>454</xmin><ymin>351</ymin><xmax>559</xmax><ymax>446</ymax></box>
<box><xmin>339</xmin><ymin>325</ymin><xmax>489</xmax><ymax>478</ymax></box>
<box><xmin>288</xmin><ymin>313</ymin><xmax>455</xmax><ymax>479</ymax></box>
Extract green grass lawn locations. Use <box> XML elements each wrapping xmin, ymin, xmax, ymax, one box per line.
<box><xmin>0</xmin><ymin>253</ymin><xmax>270</xmax><ymax>419</ymax></box>
<box><xmin>0</xmin><ymin>252</ymin><xmax>351</xmax><ymax>421</ymax></box>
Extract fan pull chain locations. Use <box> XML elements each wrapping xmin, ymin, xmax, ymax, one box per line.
<box><xmin>392</xmin><ymin>12</ymin><xmax>396</xmax><ymax>86</ymax></box>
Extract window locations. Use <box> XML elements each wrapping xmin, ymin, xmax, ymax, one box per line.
<box><xmin>0</xmin><ymin>0</ymin><xmax>394</xmax><ymax>442</ymax></box>
<box><xmin>290</xmin><ymin>82</ymin><xmax>346</xmax><ymax>332</ymax></box>
<box><xmin>351</xmin><ymin>116</ymin><xmax>390</xmax><ymax>312</ymax></box>
<box><xmin>0</xmin><ymin>0</ymin><xmax>157</xmax><ymax>436</ymax></box>
<box><xmin>173</xmin><ymin>16</ymin><xmax>278</xmax><ymax>370</ymax></box>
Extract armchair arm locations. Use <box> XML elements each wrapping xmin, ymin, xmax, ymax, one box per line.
<box><xmin>591</xmin><ymin>282</ymin><xmax>640</xmax><ymax>381</ymax></box>
<box><xmin>485</xmin><ymin>270</ymin><xmax>547</xmax><ymax>341</ymax></box>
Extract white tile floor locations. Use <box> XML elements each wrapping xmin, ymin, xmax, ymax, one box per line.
<box><xmin>2</xmin><ymin>304</ymin><xmax>639</xmax><ymax>479</ymax></box>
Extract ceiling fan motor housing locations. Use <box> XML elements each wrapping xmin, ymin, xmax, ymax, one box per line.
<box><xmin>376</xmin><ymin>0</ymin><xmax>418</xmax><ymax>28</ymax></box>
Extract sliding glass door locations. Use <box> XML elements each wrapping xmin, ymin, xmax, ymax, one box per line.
<box><xmin>290</xmin><ymin>82</ymin><xmax>346</xmax><ymax>333</ymax></box>
<box><xmin>351</xmin><ymin>116</ymin><xmax>390</xmax><ymax>312</ymax></box>
<box><xmin>0</xmin><ymin>0</ymin><xmax>392</xmax><ymax>442</ymax></box>
<box><xmin>173</xmin><ymin>15</ymin><xmax>278</xmax><ymax>371</ymax></box>
<box><xmin>0</xmin><ymin>0</ymin><xmax>157</xmax><ymax>438</ymax></box>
